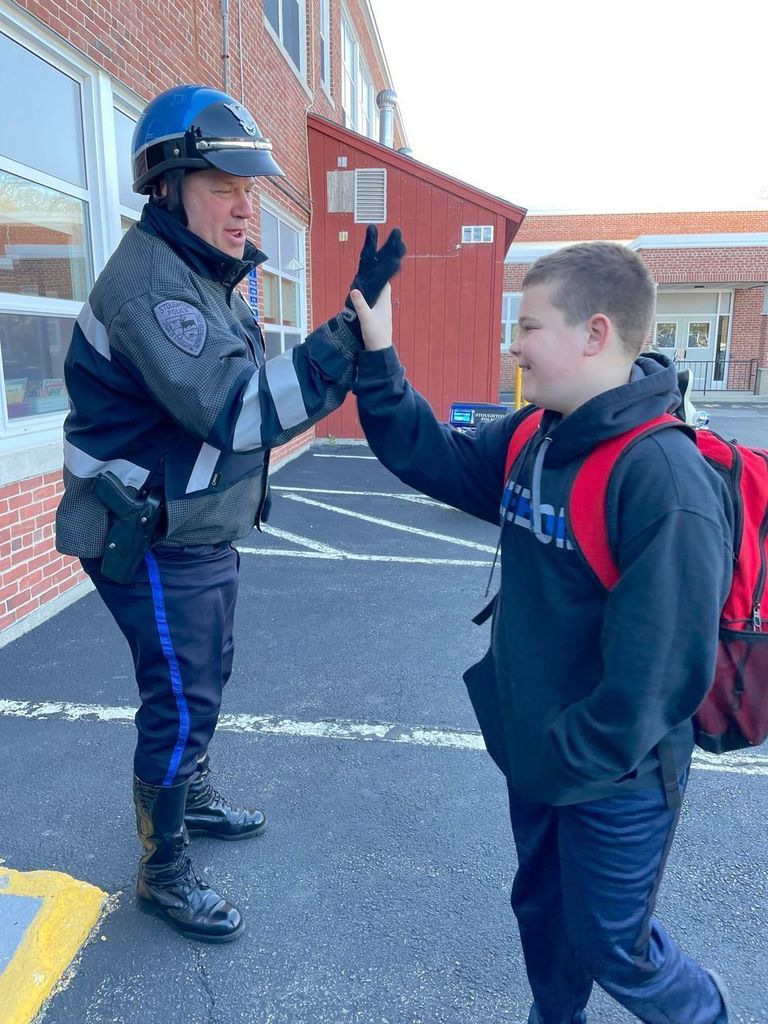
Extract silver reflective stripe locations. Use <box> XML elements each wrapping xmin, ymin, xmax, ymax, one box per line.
<box><xmin>186</xmin><ymin>442</ymin><xmax>220</xmax><ymax>494</ymax></box>
<box><xmin>232</xmin><ymin>369</ymin><xmax>264</xmax><ymax>452</ymax></box>
<box><xmin>63</xmin><ymin>440</ymin><xmax>149</xmax><ymax>489</ymax></box>
<box><xmin>264</xmin><ymin>349</ymin><xmax>308</xmax><ymax>431</ymax></box>
<box><xmin>77</xmin><ymin>301</ymin><xmax>110</xmax><ymax>361</ymax></box>
<box><xmin>196</xmin><ymin>139</ymin><xmax>273</xmax><ymax>152</ymax></box>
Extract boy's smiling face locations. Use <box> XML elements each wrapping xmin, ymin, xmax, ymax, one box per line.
<box><xmin>513</xmin><ymin>283</ymin><xmax>592</xmax><ymax>414</ymax></box>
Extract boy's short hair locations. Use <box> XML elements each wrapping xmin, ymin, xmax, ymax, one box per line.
<box><xmin>522</xmin><ymin>242</ymin><xmax>656</xmax><ymax>356</ymax></box>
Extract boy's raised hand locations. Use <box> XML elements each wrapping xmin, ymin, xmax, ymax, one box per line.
<box><xmin>349</xmin><ymin>283</ymin><xmax>393</xmax><ymax>351</ymax></box>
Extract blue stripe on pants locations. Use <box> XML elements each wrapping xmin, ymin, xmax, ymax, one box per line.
<box><xmin>144</xmin><ymin>550</ymin><xmax>191</xmax><ymax>786</ymax></box>
<box><xmin>81</xmin><ymin>544</ymin><xmax>239</xmax><ymax>786</ymax></box>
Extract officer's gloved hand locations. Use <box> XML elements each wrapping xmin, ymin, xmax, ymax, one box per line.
<box><xmin>344</xmin><ymin>224</ymin><xmax>407</xmax><ymax>318</ymax></box>
<box><xmin>313</xmin><ymin>225</ymin><xmax>406</xmax><ymax>359</ymax></box>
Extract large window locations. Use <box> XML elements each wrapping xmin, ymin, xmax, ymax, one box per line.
<box><xmin>341</xmin><ymin>13</ymin><xmax>377</xmax><ymax>140</ymax></box>
<box><xmin>260</xmin><ymin>207</ymin><xmax>306</xmax><ymax>360</ymax></box>
<box><xmin>0</xmin><ymin>30</ymin><xmax>93</xmax><ymax>432</ymax></box>
<box><xmin>264</xmin><ymin>0</ymin><xmax>305</xmax><ymax>77</ymax></box>
<box><xmin>0</xmin><ymin>16</ymin><xmax>144</xmax><ymax>448</ymax></box>
<box><xmin>501</xmin><ymin>293</ymin><xmax>521</xmax><ymax>351</ymax></box>
<box><xmin>319</xmin><ymin>0</ymin><xmax>331</xmax><ymax>93</ymax></box>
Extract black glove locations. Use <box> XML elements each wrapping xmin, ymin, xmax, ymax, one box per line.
<box><xmin>345</xmin><ymin>224</ymin><xmax>407</xmax><ymax>311</ymax></box>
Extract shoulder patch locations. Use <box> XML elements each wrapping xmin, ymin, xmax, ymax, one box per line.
<box><xmin>153</xmin><ymin>300</ymin><xmax>207</xmax><ymax>356</ymax></box>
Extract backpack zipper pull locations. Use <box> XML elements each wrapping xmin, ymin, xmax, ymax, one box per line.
<box><xmin>753</xmin><ymin>605</ymin><xmax>762</xmax><ymax>631</ymax></box>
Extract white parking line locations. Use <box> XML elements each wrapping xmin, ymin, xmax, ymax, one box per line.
<box><xmin>247</xmin><ymin>525</ymin><xmax>490</xmax><ymax>566</ymax></box>
<box><xmin>0</xmin><ymin>699</ymin><xmax>765</xmax><ymax>776</ymax></box>
<box><xmin>261</xmin><ymin>524</ymin><xmax>345</xmax><ymax>556</ymax></box>
<box><xmin>312</xmin><ymin>454</ymin><xmax>377</xmax><ymax>460</ymax></box>
<box><xmin>239</xmin><ymin>548</ymin><xmax>490</xmax><ymax>566</ymax></box>
<box><xmin>270</xmin><ymin>486</ymin><xmax>448</xmax><ymax>508</ymax></box>
<box><xmin>280</xmin><ymin>493</ymin><xmax>497</xmax><ymax>553</ymax></box>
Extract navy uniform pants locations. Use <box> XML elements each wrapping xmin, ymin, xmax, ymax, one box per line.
<box><xmin>509</xmin><ymin>772</ymin><xmax>726</xmax><ymax>1024</ymax></box>
<box><xmin>82</xmin><ymin>543</ymin><xmax>239</xmax><ymax>786</ymax></box>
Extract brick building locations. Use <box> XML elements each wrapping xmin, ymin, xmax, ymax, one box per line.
<box><xmin>0</xmin><ymin>0</ymin><xmax>411</xmax><ymax>634</ymax></box>
<box><xmin>501</xmin><ymin>211</ymin><xmax>768</xmax><ymax>396</ymax></box>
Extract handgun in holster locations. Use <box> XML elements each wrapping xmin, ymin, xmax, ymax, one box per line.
<box><xmin>93</xmin><ymin>471</ymin><xmax>164</xmax><ymax>584</ymax></box>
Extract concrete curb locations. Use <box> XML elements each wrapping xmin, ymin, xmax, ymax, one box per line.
<box><xmin>0</xmin><ymin>867</ymin><xmax>107</xmax><ymax>1024</ymax></box>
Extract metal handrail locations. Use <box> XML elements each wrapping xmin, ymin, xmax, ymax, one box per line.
<box><xmin>672</xmin><ymin>358</ymin><xmax>758</xmax><ymax>395</ymax></box>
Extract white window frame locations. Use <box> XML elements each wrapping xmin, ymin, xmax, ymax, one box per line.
<box><xmin>0</xmin><ymin>7</ymin><xmax>144</xmax><ymax>455</ymax></box>
<box><xmin>259</xmin><ymin>199</ymin><xmax>308</xmax><ymax>357</ymax></box>
<box><xmin>340</xmin><ymin>9</ymin><xmax>377</xmax><ymax>140</ymax></box>
<box><xmin>263</xmin><ymin>0</ymin><xmax>307</xmax><ymax>82</ymax></box>
<box><xmin>462</xmin><ymin>225</ymin><xmax>494</xmax><ymax>244</ymax></box>
<box><xmin>319</xmin><ymin>0</ymin><xmax>331</xmax><ymax>97</ymax></box>
<box><xmin>112</xmin><ymin>98</ymin><xmax>148</xmax><ymax>230</ymax></box>
<box><xmin>501</xmin><ymin>292</ymin><xmax>521</xmax><ymax>352</ymax></box>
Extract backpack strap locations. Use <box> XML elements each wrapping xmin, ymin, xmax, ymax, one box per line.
<box><xmin>504</xmin><ymin>407</ymin><xmax>544</xmax><ymax>480</ymax></box>
<box><xmin>569</xmin><ymin>414</ymin><xmax>686</xmax><ymax>590</ymax></box>
<box><xmin>570</xmin><ymin>412</ymin><xmax>690</xmax><ymax>812</ymax></box>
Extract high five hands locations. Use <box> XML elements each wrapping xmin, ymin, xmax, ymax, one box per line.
<box><xmin>345</xmin><ymin>224</ymin><xmax>404</xmax><ymax>350</ymax></box>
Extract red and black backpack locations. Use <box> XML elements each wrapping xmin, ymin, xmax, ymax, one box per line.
<box><xmin>504</xmin><ymin>407</ymin><xmax>768</xmax><ymax>755</ymax></box>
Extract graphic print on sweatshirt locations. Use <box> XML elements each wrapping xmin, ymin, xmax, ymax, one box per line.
<box><xmin>501</xmin><ymin>482</ymin><xmax>575</xmax><ymax>550</ymax></box>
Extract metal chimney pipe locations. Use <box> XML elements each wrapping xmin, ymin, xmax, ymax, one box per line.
<box><xmin>376</xmin><ymin>89</ymin><xmax>397</xmax><ymax>148</ymax></box>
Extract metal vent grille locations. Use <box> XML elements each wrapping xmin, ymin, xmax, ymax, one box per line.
<box><xmin>354</xmin><ymin>168</ymin><xmax>387</xmax><ymax>224</ymax></box>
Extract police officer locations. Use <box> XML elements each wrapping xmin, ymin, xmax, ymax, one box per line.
<box><xmin>55</xmin><ymin>84</ymin><xmax>404</xmax><ymax>943</ymax></box>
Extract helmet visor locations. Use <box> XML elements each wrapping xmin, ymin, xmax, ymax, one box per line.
<box><xmin>200</xmin><ymin>141</ymin><xmax>285</xmax><ymax>179</ymax></box>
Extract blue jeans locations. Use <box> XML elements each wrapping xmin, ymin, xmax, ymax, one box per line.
<box><xmin>508</xmin><ymin>773</ymin><xmax>726</xmax><ymax>1024</ymax></box>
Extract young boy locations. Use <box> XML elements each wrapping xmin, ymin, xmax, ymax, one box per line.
<box><xmin>350</xmin><ymin>243</ymin><xmax>733</xmax><ymax>1024</ymax></box>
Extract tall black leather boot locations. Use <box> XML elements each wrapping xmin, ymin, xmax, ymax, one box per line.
<box><xmin>184</xmin><ymin>752</ymin><xmax>266</xmax><ymax>841</ymax></box>
<box><xmin>133</xmin><ymin>775</ymin><xmax>244</xmax><ymax>943</ymax></box>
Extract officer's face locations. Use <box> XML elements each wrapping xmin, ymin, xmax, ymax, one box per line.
<box><xmin>181</xmin><ymin>170</ymin><xmax>256</xmax><ymax>258</ymax></box>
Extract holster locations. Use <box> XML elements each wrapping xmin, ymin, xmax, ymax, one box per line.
<box><xmin>93</xmin><ymin>471</ymin><xmax>164</xmax><ymax>584</ymax></box>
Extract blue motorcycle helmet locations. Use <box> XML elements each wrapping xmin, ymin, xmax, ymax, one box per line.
<box><xmin>131</xmin><ymin>84</ymin><xmax>285</xmax><ymax>194</ymax></box>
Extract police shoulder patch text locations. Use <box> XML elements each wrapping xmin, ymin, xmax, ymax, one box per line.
<box><xmin>154</xmin><ymin>300</ymin><xmax>207</xmax><ymax>356</ymax></box>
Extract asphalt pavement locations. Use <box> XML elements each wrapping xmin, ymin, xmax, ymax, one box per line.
<box><xmin>0</xmin><ymin>442</ymin><xmax>766</xmax><ymax>1024</ymax></box>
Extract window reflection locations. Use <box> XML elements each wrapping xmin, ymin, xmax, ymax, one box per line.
<box><xmin>1</xmin><ymin>312</ymin><xmax>73</xmax><ymax>419</ymax></box>
<box><xmin>0</xmin><ymin>170</ymin><xmax>92</xmax><ymax>301</ymax></box>
<box><xmin>0</xmin><ymin>31</ymin><xmax>87</xmax><ymax>187</ymax></box>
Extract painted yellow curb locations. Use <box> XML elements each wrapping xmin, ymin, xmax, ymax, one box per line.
<box><xmin>0</xmin><ymin>868</ymin><xmax>107</xmax><ymax>1024</ymax></box>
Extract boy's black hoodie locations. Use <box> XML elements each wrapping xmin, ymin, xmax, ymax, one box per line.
<box><xmin>354</xmin><ymin>349</ymin><xmax>734</xmax><ymax>805</ymax></box>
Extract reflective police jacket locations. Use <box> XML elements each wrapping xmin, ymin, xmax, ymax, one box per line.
<box><xmin>56</xmin><ymin>202</ymin><xmax>360</xmax><ymax>556</ymax></box>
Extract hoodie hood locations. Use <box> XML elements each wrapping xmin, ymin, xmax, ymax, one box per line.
<box><xmin>538</xmin><ymin>352</ymin><xmax>682</xmax><ymax>467</ymax></box>
<box><xmin>512</xmin><ymin>351</ymin><xmax>684</xmax><ymax>546</ymax></box>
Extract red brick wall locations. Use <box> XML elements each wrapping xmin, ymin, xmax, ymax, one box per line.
<box><xmin>516</xmin><ymin>210</ymin><xmax>768</xmax><ymax>242</ymax></box>
<box><xmin>500</xmin><ymin>351</ymin><xmax>515</xmax><ymax>393</ymax></box>
<box><xmin>731</xmin><ymin>287</ymin><xmax>766</xmax><ymax>364</ymax></box>
<box><xmin>0</xmin><ymin>473</ymin><xmax>83</xmax><ymax>632</ymax></box>
<box><xmin>638</xmin><ymin>247</ymin><xmax>768</xmax><ymax>284</ymax></box>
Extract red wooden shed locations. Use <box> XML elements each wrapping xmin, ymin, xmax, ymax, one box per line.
<box><xmin>307</xmin><ymin>115</ymin><xmax>526</xmax><ymax>439</ymax></box>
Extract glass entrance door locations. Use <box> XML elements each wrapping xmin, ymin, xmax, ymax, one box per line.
<box><xmin>682</xmin><ymin>317</ymin><xmax>718</xmax><ymax>390</ymax></box>
<box><xmin>654</xmin><ymin>319</ymin><xmax>682</xmax><ymax>355</ymax></box>
<box><xmin>653</xmin><ymin>316</ymin><xmax>721</xmax><ymax>390</ymax></box>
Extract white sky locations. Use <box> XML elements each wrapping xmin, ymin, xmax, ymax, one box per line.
<box><xmin>370</xmin><ymin>0</ymin><xmax>768</xmax><ymax>215</ymax></box>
